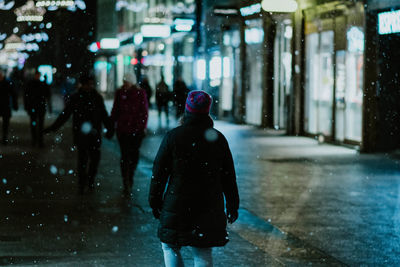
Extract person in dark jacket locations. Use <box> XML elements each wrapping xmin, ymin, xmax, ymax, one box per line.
<box><xmin>139</xmin><ymin>76</ymin><xmax>152</xmax><ymax>106</ymax></box>
<box><xmin>155</xmin><ymin>76</ymin><xmax>170</xmax><ymax>128</ymax></box>
<box><xmin>44</xmin><ymin>75</ymin><xmax>114</xmax><ymax>194</ymax></box>
<box><xmin>24</xmin><ymin>71</ymin><xmax>51</xmax><ymax>147</ymax></box>
<box><xmin>172</xmin><ymin>77</ymin><xmax>189</xmax><ymax>119</ymax></box>
<box><xmin>0</xmin><ymin>71</ymin><xmax>18</xmax><ymax>145</ymax></box>
<box><xmin>111</xmin><ymin>73</ymin><xmax>148</xmax><ymax>196</ymax></box>
<box><xmin>149</xmin><ymin>90</ymin><xmax>239</xmax><ymax>267</ymax></box>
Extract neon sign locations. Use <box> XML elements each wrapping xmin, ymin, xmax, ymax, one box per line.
<box><xmin>378</xmin><ymin>9</ymin><xmax>400</xmax><ymax>35</ymax></box>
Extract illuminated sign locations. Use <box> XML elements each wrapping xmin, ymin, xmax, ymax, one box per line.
<box><xmin>174</xmin><ymin>18</ymin><xmax>195</xmax><ymax>32</ymax></box>
<box><xmin>140</xmin><ymin>25</ymin><xmax>171</xmax><ymax>38</ymax></box>
<box><xmin>261</xmin><ymin>0</ymin><xmax>298</xmax><ymax>13</ymax></box>
<box><xmin>240</xmin><ymin>3</ymin><xmax>261</xmax><ymax>17</ymax></box>
<box><xmin>378</xmin><ymin>9</ymin><xmax>400</xmax><ymax>35</ymax></box>
<box><xmin>213</xmin><ymin>7</ymin><xmax>239</xmax><ymax>16</ymax></box>
<box><xmin>100</xmin><ymin>38</ymin><xmax>120</xmax><ymax>49</ymax></box>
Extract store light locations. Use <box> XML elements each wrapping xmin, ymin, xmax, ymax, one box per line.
<box><xmin>130</xmin><ymin>58</ymin><xmax>138</xmax><ymax>65</ymax></box>
<box><xmin>240</xmin><ymin>3</ymin><xmax>261</xmax><ymax>17</ymax></box>
<box><xmin>17</xmin><ymin>15</ymin><xmax>44</xmax><ymax>22</ymax></box>
<box><xmin>261</xmin><ymin>0</ymin><xmax>298</xmax><ymax>13</ymax></box>
<box><xmin>100</xmin><ymin>38</ymin><xmax>120</xmax><ymax>49</ymax></box>
<box><xmin>209</xmin><ymin>57</ymin><xmax>222</xmax><ymax>80</ymax></box>
<box><xmin>245</xmin><ymin>28</ymin><xmax>264</xmax><ymax>44</ymax></box>
<box><xmin>134</xmin><ymin>33</ymin><xmax>143</xmax><ymax>45</ymax></box>
<box><xmin>140</xmin><ymin>25</ymin><xmax>171</xmax><ymax>38</ymax></box>
<box><xmin>223</xmin><ymin>57</ymin><xmax>230</xmax><ymax>78</ymax></box>
<box><xmin>88</xmin><ymin>42</ymin><xmax>100</xmax><ymax>53</ymax></box>
<box><xmin>4</xmin><ymin>34</ymin><xmax>24</xmax><ymax>51</ymax></box>
<box><xmin>347</xmin><ymin>27</ymin><xmax>364</xmax><ymax>52</ymax></box>
<box><xmin>14</xmin><ymin>0</ymin><xmax>46</xmax><ymax>22</ymax></box>
<box><xmin>174</xmin><ymin>18</ymin><xmax>194</xmax><ymax>32</ymax></box>
<box><xmin>378</xmin><ymin>9</ymin><xmax>400</xmax><ymax>35</ymax></box>
<box><xmin>196</xmin><ymin>59</ymin><xmax>206</xmax><ymax>80</ymax></box>
<box><xmin>175</xmin><ymin>24</ymin><xmax>192</xmax><ymax>32</ymax></box>
<box><xmin>36</xmin><ymin>0</ymin><xmax>75</xmax><ymax>8</ymax></box>
<box><xmin>38</xmin><ymin>65</ymin><xmax>53</xmax><ymax>84</ymax></box>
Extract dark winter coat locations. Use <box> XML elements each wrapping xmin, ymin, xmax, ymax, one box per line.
<box><xmin>111</xmin><ymin>86</ymin><xmax>148</xmax><ymax>134</ymax></box>
<box><xmin>24</xmin><ymin>79</ymin><xmax>50</xmax><ymax>114</ymax></box>
<box><xmin>47</xmin><ymin>88</ymin><xmax>112</xmax><ymax>145</ymax></box>
<box><xmin>149</xmin><ymin>114</ymin><xmax>239</xmax><ymax>247</ymax></box>
<box><xmin>0</xmin><ymin>79</ymin><xmax>18</xmax><ymax>117</ymax></box>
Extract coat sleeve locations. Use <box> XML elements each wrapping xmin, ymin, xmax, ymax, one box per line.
<box><xmin>140</xmin><ymin>90</ymin><xmax>149</xmax><ymax>130</ymax></box>
<box><xmin>149</xmin><ymin>132</ymin><xmax>172</xmax><ymax>210</ymax></box>
<box><xmin>99</xmin><ymin>94</ymin><xmax>113</xmax><ymax>134</ymax></box>
<box><xmin>220</xmin><ymin>135</ymin><xmax>240</xmax><ymax>212</ymax></box>
<box><xmin>110</xmin><ymin>90</ymin><xmax>119</xmax><ymax>123</ymax></box>
<box><xmin>47</xmin><ymin>97</ymin><xmax>73</xmax><ymax>131</ymax></box>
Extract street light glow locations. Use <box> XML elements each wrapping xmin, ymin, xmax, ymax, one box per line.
<box><xmin>261</xmin><ymin>0</ymin><xmax>298</xmax><ymax>13</ymax></box>
<box><xmin>36</xmin><ymin>0</ymin><xmax>75</xmax><ymax>7</ymax></box>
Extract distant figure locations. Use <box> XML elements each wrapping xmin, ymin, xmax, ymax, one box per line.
<box><xmin>111</xmin><ymin>73</ymin><xmax>148</xmax><ymax>196</ymax></box>
<box><xmin>0</xmin><ymin>71</ymin><xmax>18</xmax><ymax>145</ymax></box>
<box><xmin>44</xmin><ymin>75</ymin><xmax>114</xmax><ymax>194</ymax></box>
<box><xmin>155</xmin><ymin>76</ymin><xmax>170</xmax><ymax>127</ymax></box>
<box><xmin>139</xmin><ymin>77</ymin><xmax>152</xmax><ymax>106</ymax></box>
<box><xmin>173</xmin><ymin>77</ymin><xmax>190</xmax><ymax>119</ymax></box>
<box><xmin>149</xmin><ymin>90</ymin><xmax>239</xmax><ymax>267</ymax></box>
<box><xmin>24</xmin><ymin>71</ymin><xmax>51</xmax><ymax>147</ymax></box>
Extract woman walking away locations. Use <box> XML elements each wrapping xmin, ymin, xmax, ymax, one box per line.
<box><xmin>111</xmin><ymin>73</ymin><xmax>148</xmax><ymax>196</ymax></box>
<box><xmin>149</xmin><ymin>90</ymin><xmax>239</xmax><ymax>267</ymax></box>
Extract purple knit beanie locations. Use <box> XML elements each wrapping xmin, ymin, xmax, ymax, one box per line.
<box><xmin>185</xmin><ymin>90</ymin><xmax>212</xmax><ymax>114</ymax></box>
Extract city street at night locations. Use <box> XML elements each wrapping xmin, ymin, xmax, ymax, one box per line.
<box><xmin>2</xmin><ymin>0</ymin><xmax>400</xmax><ymax>266</ymax></box>
<box><xmin>1</xmin><ymin>105</ymin><xmax>400</xmax><ymax>266</ymax></box>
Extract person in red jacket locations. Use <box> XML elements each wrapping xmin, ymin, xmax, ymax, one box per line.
<box><xmin>111</xmin><ymin>73</ymin><xmax>149</xmax><ymax>196</ymax></box>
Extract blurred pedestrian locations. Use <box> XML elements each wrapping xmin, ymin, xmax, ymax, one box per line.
<box><xmin>111</xmin><ymin>73</ymin><xmax>148</xmax><ymax>196</ymax></box>
<box><xmin>172</xmin><ymin>77</ymin><xmax>189</xmax><ymax>119</ymax></box>
<box><xmin>0</xmin><ymin>70</ymin><xmax>18</xmax><ymax>145</ymax></box>
<box><xmin>155</xmin><ymin>76</ymin><xmax>170</xmax><ymax>127</ymax></box>
<box><xmin>139</xmin><ymin>76</ymin><xmax>152</xmax><ymax>106</ymax></box>
<box><xmin>149</xmin><ymin>90</ymin><xmax>239</xmax><ymax>267</ymax></box>
<box><xmin>24</xmin><ymin>71</ymin><xmax>51</xmax><ymax>147</ymax></box>
<box><xmin>43</xmin><ymin>75</ymin><xmax>114</xmax><ymax>194</ymax></box>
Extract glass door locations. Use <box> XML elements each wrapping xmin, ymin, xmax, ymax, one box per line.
<box><xmin>273</xmin><ymin>21</ymin><xmax>292</xmax><ymax>129</ymax></box>
<box><xmin>245</xmin><ymin>19</ymin><xmax>264</xmax><ymax>125</ymax></box>
<box><xmin>305</xmin><ymin>30</ymin><xmax>334</xmax><ymax>137</ymax></box>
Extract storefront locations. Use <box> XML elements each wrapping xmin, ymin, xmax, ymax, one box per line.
<box><xmin>303</xmin><ymin>2</ymin><xmax>364</xmax><ymax>144</ymax></box>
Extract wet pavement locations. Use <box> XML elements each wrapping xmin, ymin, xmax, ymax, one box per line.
<box><xmin>1</xmin><ymin>101</ymin><xmax>400</xmax><ymax>266</ymax></box>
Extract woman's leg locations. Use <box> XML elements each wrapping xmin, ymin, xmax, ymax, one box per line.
<box><xmin>191</xmin><ymin>247</ymin><xmax>213</xmax><ymax>267</ymax></box>
<box><xmin>161</xmin><ymin>243</ymin><xmax>184</xmax><ymax>267</ymax></box>
<box><xmin>127</xmin><ymin>132</ymin><xmax>144</xmax><ymax>187</ymax></box>
<box><xmin>117</xmin><ymin>134</ymin><xmax>130</xmax><ymax>192</ymax></box>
